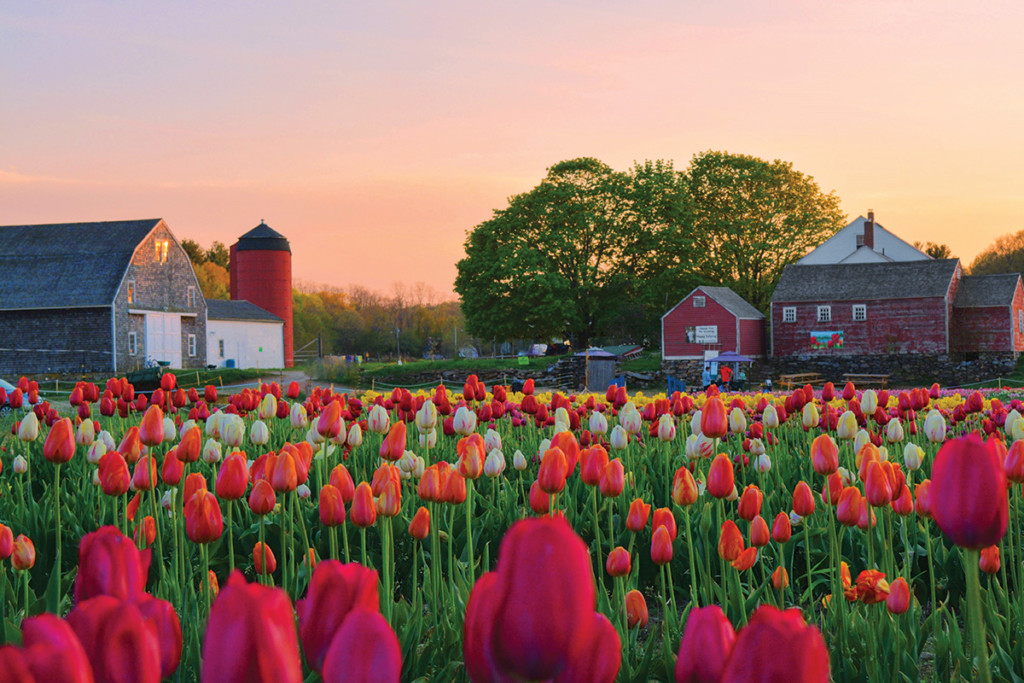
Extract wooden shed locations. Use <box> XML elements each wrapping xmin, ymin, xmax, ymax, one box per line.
<box><xmin>661</xmin><ymin>286</ymin><xmax>766</xmax><ymax>361</ymax></box>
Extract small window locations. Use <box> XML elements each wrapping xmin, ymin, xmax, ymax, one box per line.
<box><xmin>155</xmin><ymin>240</ymin><xmax>169</xmax><ymax>263</ymax></box>
<box><xmin>693</xmin><ymin>296</ymin><xmax>706</xmax><ymax>308</ymax></box>
<box><xmin>817</xmin><ymin>306</ymin><xmax>832</xmax><ymax>323</ymax></box>
<box><xmin>188</xmin><ymin>334</ymin><xmax>197</xmax><ymax>357</ymax></box>
<box><xmin>128</xmin><ymin>332</ymin><xmax>137</xmax><ymax>355</ymax></box>
<box><xmin>782</xmin><ymin>307</ymin><xmax>796</xmax><ymax>323</ymax></box>
<box><xmin>856</xmin><ymin>234</ymin><xmax>865</xmax><ymax>247</ymax></box>
<box><xmin>1019</xmin><ymin>310</ymin><xmax>1023</xmax><ymax>334</ymax></box>
<box><xmin>853</xmin><ymin>304</ymin><xmax>866</xmax><ymax>322</ymax></box>
<box><xmin>218</xmin><ymin>339</ymin><xmax>225</xmax><ymax>358</ymax></box>
<box><xmin>187</xmin><ymin>286</ymin><xmax>196</xmax><ymax>307</ymax></box>
<box><xmin>127</xmin><ymin>280</ymin><xmax>135</xmax><ymax>304</ymax></box>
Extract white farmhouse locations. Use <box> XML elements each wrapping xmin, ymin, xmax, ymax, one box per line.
<box><xmin>797</xmin><ymin>211</ymin><xmax>931</xmax><ymax>265</ymax></box>
<box><xmin>206</xmin><ymin>299</ymin><xmax>285</xmax><ymax>369</ymax></box>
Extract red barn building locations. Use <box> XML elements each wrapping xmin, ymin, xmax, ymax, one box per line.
<box><xmin>229</xmin><ymin>222</ymin><xmax>294</xmax><ymax>367</ymax></box>
<box><xmin>770</xmin><ymin>259</ymin><xmax>1024</xmax><ymax>382</ymax></box>
<box><xmin>661</xmin><ymin>286</ymin><xmax>765</xmax><ymax>385</ymax></box>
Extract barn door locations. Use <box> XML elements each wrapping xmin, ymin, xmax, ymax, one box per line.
<box><xmin>145</xmin><ymin>313</ymin><xmax>182</xmax><ymax>368</ymax></box>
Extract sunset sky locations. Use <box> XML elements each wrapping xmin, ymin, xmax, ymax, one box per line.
<box><xmin>3</xmin><ymin>1</ymin><xmax>1023</xmax><ymax>299</ymax></box>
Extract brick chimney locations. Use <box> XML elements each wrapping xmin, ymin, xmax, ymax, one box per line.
<box><xmin>863</xmin><ymin>210</ymin><xmax>875</xmax><ymax>250</ymax></box>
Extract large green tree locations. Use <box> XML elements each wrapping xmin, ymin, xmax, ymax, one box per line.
<box><xmin>455</xmin><ymin>158</ymin><xmax>683</xmax><ymax>348</ymax></box>
<box><xmin>969</xmin><ymin>229</ymin><xmax>1024</xmax><ymax>274</ymax></box>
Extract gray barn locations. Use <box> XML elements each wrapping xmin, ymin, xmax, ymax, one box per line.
<box><xmin>0</xmin><ymin>219</ymin><xmax>207</xmax><ymax>375</ymax></box>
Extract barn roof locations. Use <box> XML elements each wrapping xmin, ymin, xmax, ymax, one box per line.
<box><xmin>0</xmin><ymin>219</ymin><xmax>161</xmax><ymax>310</ymax></box>
<box><xmin>953</xmin><ymin>274</ymin><xmax>1021</xmax><ymax>308</ymax></box>
<box><xmin>772</xmin><ymin>259</ymin><xmax>960</xmax><ymax>303</ymax></box>
<box><xmin>206</xmin><ymin>299</ymin><xmax>283</xmax><ymax>322</ymax></box>
<box><xmin>699</xmin><ymin>287</ymin><xmax>765</xmax><ymax>319</ymax></box>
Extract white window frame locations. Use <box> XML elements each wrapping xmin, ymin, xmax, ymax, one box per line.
<box><xmin>782</xmin><ymin>307</ymin><xmax>796</xmax><ymax>323</ymax></box>
<box><xmin>128</xmin><ymin>332</ymin><xmax>137</xmax><ymax>355</ymax></box>
<box><xmin>127</xmin><ymin>280</ymin><xmax>135</xmax><ymax>304</ymax></box>
<box><xmin>218</xmin><ymin>339</ymin><xmax>225</xmax><ymax>358</ymax></box>
<box><xmin>188</xmin><ymin>334</ymin><xmax>197</xmax><ymax>357</ymax></box>
<box><xmin>187</xmin><ymin>286</ymin><xmax>196</xmax><ymax>307</ymax></box>
<box><xmin>853</xmin><ymin>304</ymin><xmax>866</xmax><ymax>322</ymax></box>
<box><xmin>693</xmin><ymin>296</ymin><xmax>706</xmax><ymax>308</ymax></box>
<box><xmin>1018</xmin><ymin>309</ymin><xmax>1023</xmax><ymax>334</ymax></box>
<box><xmin>817</xmin><ymin>305</ymin><xmax>832</xmax><ymax>323</ymax></box>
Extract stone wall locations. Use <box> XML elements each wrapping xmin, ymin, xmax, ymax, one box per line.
<box><xmin>0</xmin><ymin>307</ymin><xmax>113</xmax><ymax>375</ymax></box>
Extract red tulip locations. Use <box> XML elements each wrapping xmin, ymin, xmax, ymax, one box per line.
<box><xmin>772</xmin><ymin>566</ymin><xmax>789</xmax><ymax>590</ymax></box>
<box><xmin>792</xmin><ymin>481</ymin><xmax>815</xmax><ymax>517</ymax></box>
<box><xmin>379</xmin><ymin>422</ymin><xmax>406</xmax><ymax>462</ymax></box>
<box><xmin>297</xmin><ymin>560</ymin><xmax>379</xmax><ymax>672</ymax></box>
<box><xmin>98</xmin><ymin>452</ymin><xmax>131</xmax><ymax>497</ymax></box>
<box><xmin>75</xmin><ymin>526</ymin><xmax>151</xmax><ymax>603</ymax></box>
<box><xmin>20</xmin><ymin>613</ymin><xmax>94</xmax><ymax>683</ymax></box>
<box><xmin>599</xmin><ymin>459</ymin><xmax>625</xmax><ymax>498</ymax></box>
<box><xmin>376</xmin><ymin>478</ymin><xmax>401</xmax><ymax>517</ymax></box>
<box><xmin>132</xmin><ymin>455</ymin><xmax>158</xmax><ymax>492</ymax></box>
<box><xmin>701</xmin><ymin>397</ymin><xmax>728</xmax><ymax>439</ymax></box>
<box><xmin>12</xmin><ymin>534</ymin><xmax>35</xmax><ymax>571</ymax></box>
<box><xmin>625</xmin><ymin>591</ymin><xmax>648</xmax><ymax>629</ymax></box>
<box><xmin>719</xmin><ymin>606</ymin><xmax>829</xmax><ymax>682</ymax></box>
<box><xmin>887</xmin><ymin>577</ymin><xmax>910</xmax><ymax>614</ymax></box>
<box><xmin>731</xmin><ymin>546</ymin><xmax>758</xmax><ymax>571</ymax></box>
<box><xmin>606</xmin><ymin>546</ymin><xmax>631</xmax><ymax>577</ymax></box>
<box><xmin>554</xmin><ymin>612</ymin><xmax>621</xmax><ymax>682</ymax></box>
<box><xmin>707</xmin><ymin>453</ymin><xmax>734</xmax><ymax>499</ymax></box>
<box><xmin>321</xmin><ymin>609</ymin><xmax>402</xmax><ymax>683</ymax></box>
<box><xmin>810</xmin><ymin>434</ymin><xmax>839</xmax><ymax>475</ymax></box>
<box><xmin>249</xmin><ymin>479</ymin><xmax>276</xmax><ymax>515</ymax></box>
<box><xmin>836</xmin><ymin>486</ymin><xmax>863</xmax><ymax>527</ymax></box>
<box><xmin>931</xmin><ymin>434</ymin><xmax>1008</xmax><ymax>548</ymax></box>
<box><xmin>864</xmin><ymin>461</ymin><xmax>893</xmax><ymax>507</ymax></box>
<box><xmin>718</xmin><ymin>520</ymin><xmax>744</xmax><ymax>562</ymax></box>
<box><xmin>68</xmin><ymin>596</ymin><xmax>162</xmax><ymax>682</ymax></box>
<box><xmin>266</xmin><ymin>451</ymin><xmax>299</xmax><ymax>493</ymax></box>
<box><xmin>772</xmin><ymin>512</ymin><xmax>792</xmax><ymax>543</ymax></box>
<box><xmin>134</xmin><ymin>595</ymin><xmax>183</xmax><ymax>679</ymax></box>
<box><xmin>319</xmin><ymin>485</ymin><xmax>346</xmax><ymax>527</ymax></box>
<box><xmin>185</xmin><ymin>490</ymin><xmax>224</xmax><ymax>544</ymax></box>
<box><xmin>538</xmin><ymin>448</ymin><xmax>568</xmax><ymax>495</ymax></box>
<box><xmin>529</xmin><ymin>480</ymin><xmax>551</xmax><ymax>514</ymax></box>
<box><xmin>651</xmin><ymin>526</ymin><xmax>674</xmax><ymax>565</ymax></box>
<box><xmin>177</xmin><ymin>426</ymin><xmax>201</xmax><ymax>463</ymax></box>
<box><xmin>674</xmin><ymin>605</ymin><xmax>735</xmax><ymax>683</ymax></box>
<box><xmin>201</xmin><ymin>572</ymin><xmax>302</xmax><ymax>682</ymax></box>
<box><xmin>43</xmin><ymin>417</ymin><xmax>75</xmax><ymax>463</ymax></box>
<box><xmin>0</xmin><ymin>524</ymin><xmax>12</xmax><ymax>560</ymax></box>
<box><xmin>444</xmin><ymin>471</ymin><xmax>467</xmax><ymax>504</ymax></box>
<box><xmin>216</xmin><ymin>453</ymin><xmax>249</xmax><ymax>500</ymax></box>
<box><xmin>580</xmin><ymin>446</ymin><xmax>610</xmax><ymax>486</ymax></box>
<box><xmin>750</xmin><ymin>515</ymin><xmax>770</xmax><ymax>547</ymax></box>
<box><xmin>317</xmin><ymin>399</ymin><xmax>344</xmax><ymax>439</ymax></box>
<box><xmin>672</xmin><ymin>466</ymin><xmax>699</xmax><ymax>507</ymax></box>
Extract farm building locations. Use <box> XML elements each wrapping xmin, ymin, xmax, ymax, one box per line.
<box><xmin>0</xmin><ymin>219</ymin><xmax>207</xmax><ymax>375</ymax></box>
<box><xmin>230</xmin><ymin>221</ymin><xmax>295</xmax><ymax>367</ymax></box>
<box><xmin>661</xmin><ymin>286</ymin><xmax>765</xmax><ymax>385</ymax></box>
<box><xmin>770</xmin><ymin>258</ymin><xmax>1024</xmax><ymax>381</ymax></box>
<box><xmin>796</xmin><ymin>211</ymin><xmax>931</xmax><ymax>265</ymax></box>
<box><xmin>206</xmin><ymin>299</ymin><xmax>285</xmax><ymax>369</ymax></box>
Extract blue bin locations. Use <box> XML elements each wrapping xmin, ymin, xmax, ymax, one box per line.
<box><xmin>225</xmin><ymin>359</ymin><xmax>236</xmax><ymax>368</ymax></box>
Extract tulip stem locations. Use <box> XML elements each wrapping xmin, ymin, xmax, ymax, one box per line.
<box><xmin>592</xmin><ymin>489</ymin><xmax>605</xmax><ymax>591</ymax></box>
<box><xmin>54</xmin><ymin>463</ymin><xmax>61</xmax><ymax>585</ymax></box>
<box><xmin>22</xmin><ymin>571</ymin><xmax>29</xmax><ymax>619</ymax></box>
<box><xmin>360</xmin><ymin>527</ymin><xmax>368</xmax><ymax>568</ymax></box>
<box><xmin>258</xmin><ymin>515</ymin><xmax>267</xmax><ymax>584</ymax></box>
<box><xmin>201</xmin><ymin>543</ymin><xmax>212</xmax><ymax>616</ymax></box>
<box><xmin>281</xmin><ymin>494</ymin><xmax>289</xmax><ymax>594</ymax></box>
<box><xmin>329</xmin><ymin>526</ymin><xmax>338</xmax><ymax>561</ymax></box>
<box><xmin>226</xmin><ymin>499</ymin><xmax>235</xmax><ymax>574</ymax></box>
<box><xmin>964</xmin><ymin>548</ymin><xmax>992</xmax><ymax>683</ymax></box>
<box><xmin>803</xmin><ymin>516</ymin><xmax>813</xmax><ymax>604</ymax></box>
<box><xmin>0</xmin><ymin>566</ymin><xmax>6</xmax><ymax>644</ymax></box>
<box><xmin>465</xmin><ymin>479</ymin><xmax>475</xmax><ymax>583</ymax></box>
<box><xmin>150</xmin><ymin>483</ymin><xmax>166</xmax><ymax>588</ymax></box>
<box><xmin>923</xmin><ymin>522</ymin><xmax>937</xmax><ymax>614</ymax></box>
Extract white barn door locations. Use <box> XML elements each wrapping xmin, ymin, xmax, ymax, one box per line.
<box><xmin>145</xmin><ymin>313</ymin><xmax>182</xmax><ymax>368</ymax></box>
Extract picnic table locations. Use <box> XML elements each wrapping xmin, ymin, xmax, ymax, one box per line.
<box><xmin>777</xmin><ymin>373</ymin><xmax>822</xmax><ymax>390</ymax></box>
<box><xmin>843</xmin><ymin>373</ymin><xmax>890</xmax><ymax>388</ymax></box>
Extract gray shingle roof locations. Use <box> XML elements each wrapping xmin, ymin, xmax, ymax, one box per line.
<box><xmin>206</xmin><ymin>299</ymin><xmax>283</xmax><ymax>322</ymax></box>
<box><xmin>0</xmin><ymin>219</ymin><xmax>161</xmax><ymax>310</ymax></box>
<box><xmin>700</xmin><ymin>287</ymin><xmax>765</xmax><ymax>319</ymax></box>
<box><xmin>772</xmin><ymin>259</ymin><xmax>960</xmax><ymax>303</ymax></box>
<box><xmin>953</xmin><ymin>274</ymin><xmax>1021</xmax><ymax>308</ymax></box>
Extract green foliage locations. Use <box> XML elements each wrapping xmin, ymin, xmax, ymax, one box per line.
<box><xmin>686</xmin><ymin>150</ymin><xmax>846</xmax><ymax>312</ymax></box>
<box><xmin>969</xmin><ymin>228</ymin><xmax>1024</xmax><ymax>274</ymax></box>
<box><xmin>913</xmin><ymin>241</ymin><xmax>954</xmax><ymax>260</ymax></box>
<box><xmin>206</xmin><ymin>241</ymin><xmax>230</xmax><ymax>269</ymax></box>
<box><xmin>456</xmin><ymin>153</ymin><xmax>844</xmax><ymax>348</ymax></box>
<box><xmin>181</xmin><ymin>238</ymin><xmax>207</xmax><ymax>264</ymax></box>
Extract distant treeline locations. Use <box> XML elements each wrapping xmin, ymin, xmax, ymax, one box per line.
<box><xmin>182</xmin><ymin>240</ymin><xmax>467</xmax><ymax>360</ymax></box>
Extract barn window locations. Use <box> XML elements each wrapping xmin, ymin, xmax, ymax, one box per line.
<box><xmin>853</xmin><ymin>304</ymin><xmax>866</xmax><ymax>322</ymax></box>
<box><xmin>155</xmin><ymin>240</ymin><xmax>169</xmax><ymax>263</ymax></box>
<box><xmin>188</xmin><ymin>334</ymin><xmax>197</xmax><ymax>357</ymax></box>
<box><xmin>817</xmin><ymin>306</ymin><xmax>832</xmax><ymax>323</ymax></box>
<box><xmin>783</xmin><ymin>307</ymin><xmax>796</xmax><ymax>323</ymax></box>
<box><xmin>187</xmin><ymin>286</ymin><xmax>196</xmax><ymax>307</ymax></box>
<box><xmin>1019</xmin><ymin>310</ymin><xmax>1023</xmax><ymax>334</ymax></box>
<box><xmin>128</xmin><ymin>332</ymin><xmax>137</xmax><ymax>355</ymax></box>
<box><xmin>693</xmin><ymin>296</ymin><xmax>706</xmax><ymax>308</ymax></box>
<box><xmin>127</xmin><ymin>280</ymin><xmax>135</xmax><ymax>304</ymax></box>
<box><xmin>218</xmin><ymin>339</ymin><xmax>225</xmax><ymax>358</ymax></box>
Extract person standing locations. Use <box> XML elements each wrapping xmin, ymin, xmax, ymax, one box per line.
<box><xmin>701</xmin><ymin>364</ymin><xmax>712</xmax><ymax>391</ymax></box>
<box><xmin>720</xmin><ymin>364</ymin><xmax>733</xmax><ymax>390</ymax></box>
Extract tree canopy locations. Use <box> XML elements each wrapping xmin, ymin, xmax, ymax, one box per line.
<box><xmin>913</xmin><ymin>241</ymin><xmax>954</xmax><ymax>260</ymax></box>
<box><xmin>455</xmin><ymin>152</ymin><xmax>845</xmax><ymax>348</ymax></box>
<box><xmin>969</xmin><ymin>229</ymin><xmax>1024</xmax><ymax>274</ymax></box>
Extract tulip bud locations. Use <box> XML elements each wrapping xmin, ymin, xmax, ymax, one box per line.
<box><xmin>484</xmin><ymin>449</ymin><xmax>506</xmax><ymax>478</ymax></box>
<box><xmin>202</xmin><ymin>439</ymin><xmax>222</xmax><ymax>464</ymax></box>
<box><xmin>12</xmin><ymin>534</ymin><xmax>35</xmax><ymax>570</ymax></box>
<box><xmin>589</xmin><ymin>411</ymin><xmax>608</xmax><ymax>435</ymax></box>
<box><xmin>903</xmin><ymin>443</ymin><xmax>924</xmax><ymax>471</ymax></box>
<box><xmin>980</xmin><ymin>545</ymin><xmax>1001</xmax><ymax>574</ymax></box>
<box><xmin>606</xmin><ymin>547</ymin><xmax>631</xmax><ymax>577</ymax></box>
<box><xmin>76</xmin><ymin>419</ymin><xmax>96</xmax><ymax>447</ymax></box>
<box><xmin>763</xmin><ymin>404</ymin><xmax>779</xmax><ymax>429</ymax></box>
<box><xmin>250</xmin><ymin>420</ymin><xmax>270</xmax><ymax>446</ymax></box>
<box><xmin>625</xmin><ymin>590</ymin><xmax>648</xmax><ymax>629</ymax></box>
<box><xmin>18</xmin><ymin>412</ymin><xmax>39</xmax><ymax>442</ymax></box>
<box><xmin>347</xmin><ymin>423</ymin><xmax>363</xmax><ymax>448</ymax></box>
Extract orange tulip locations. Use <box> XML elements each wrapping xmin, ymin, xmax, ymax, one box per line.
<box><xmin>625</xmin><ymin>590</ymin><xmax>648</xmax><ymax>629</ymax></box>
<box><xmin>810</xmin><ymin>434</ymin><xmax>839</xmax><ymax>475</ymax></box>
<box><xmin>599</xmin><ymin>459</ymin><xmax>625</xmax><ymax>498</ymax></box>
<box><xmin>350</xmin><ymin>482</ymin><xmax>377</xmax><ymax>528</ymax></box>
<box><xmin>444</xmin><ymin>471</ymin><xmax>467</xmax><ymax>504</ymax></box>
<box><xmin>886</xmin><ymin>577</ymin><xmax>910</xmax><ymax>614</ymax></box>
<box><xmin>12</xmin><ymin>534</ymin><xmax>35</xmax><ymax>570</ymax></box>
<box><xmin>836</xmin><ymin>487</ymin><xmax>863</xmax><ymax>527</ymax></box>
<box><xmin>249</xmin><ymin>479</ymin><xmax>277</xmax><ymax>515</ymax></box>
<box><xmin>792</xmin><ymin>481</ymin><xmax>815</xmax><ymax>517</ymax></box>
<box><xmin>139</xmin><ymin>405</ymin><xmax>165</xmax><ymax>447</ymax></box>
<box><xmin>537</xmin><ymin>448</ymin><xmax>568</xmax><ymax>495</ymax></box>
<box><xmin>855</xmin><ymin>569</ymin><xmax>890</xmax><ymax>604</ymax></box>
<box><xmin>771</xmin><ymin>512</ymin><xmax>792</xmax><ymax>543</ymax></box>
<box><xmin>750</xmin><ymin>515</ymin><xmax>770</xmax><ymax>547</ymax></box>
<box><xmin>672</xmin><ymin>466</ymin><xmax>699</xmax><ymax>507</ymax></box>
<box><xmin>580</xmin><ymin>446</ymin><xmax>610</xmax><ymax>486</ymax></box>
<box><xmin>185</xmin><ymin>490</ymin><xmax>224</xmax><ymax>544</ymax></box>
<box><xmin>319</xmin><ymin>485</ymin><xmax>346</xmax><ymax>527</ymax></box>
<box><xmin>409</xmin><ymin>506</ymin><xmax>430</xmax><ymax>540</ymax></box>
<box><xmin>864</xmin><ymin>461</ymin><xmax>893</xmax><ymax>507</ymax></box>
<box><xmin>626</xmin><ymin>498</ymin><xmax>651</xmax><ymax>533</ymax></box>
<box><xmin>376</xmin><ymin>479</ymin><xmax>401</xmax><ymax>518</ymax></box>
<box><xmin>329</xmin><ymin>464</ymin><xmax>356</xmax><ymax>503</ymax></box>
<box><xmin>772</xmin><ymin>566</ymin><xmax>789</xmax><ymax>590</ymax></box>
<box><xmin>183</xmin><ymin>472</ymin><xmax>208</xmax><ymax>506</ymax></box>
<box><xmin>379</xmin><ymin>422</ymin><xmax>407</xmax><ymax>462</ymax></box>
<box><xmin>651</xmin><ymin>526</ymin><xmax>673</xmax><ymax>565</ymax></box>
<box><xmin>370</xmin><ymin>463</ymin><xmax>401</xmax><ymax>497</ymax></box>
<box><xmin>267</xmin><ymin>451</ymin><xmax>299</xmax><ymax>493</ymax></box>
<box><xmin>652</xmin><ymin>508</ymin><xmax>677</xmax><ymax>541</ymax></box>
<box><xmin>99</xmin><ymin>452</ymin><xmax>131</xmax><ymax>496</ymax></box>
<box><xmin>606</xmin><ymin>547</ymin><xmax>631</xmax><ymax>577</ymax></box>
<box><xmin>177</xmin><ymin>426</ymin><xmax>202</xmax><ymax>463</ymax></box>
<box><xmin>418</xmin><ymin>467</ymin><xmax>443</xmax><ymax>502</ymax></box>
<box><xmin>701</xmin><ymin>397</ymin><xmax>728</xmax><ymax>439</ymax></box>
<box><xmin>737</xmin><ymin>485</ymin><xmax>763</xmax><ymax>521</ymax></box>
<box><xmin>254</xmin><ymin>542</ymin><xmax>277</xmax><ymax>574</ymax></box>
<box><xmin>132</xmin><ymin>455</ymin><xmax>158</xmax><ymax>491</ymax></box>
<box><xmin>134</xmin><ymin>516</ymin><xmax>157</xmax><ymax>547</ymax></box>
<box><xmin>0</xmin><ymin>524</ymin><xmax>12</xmax><ymax>560</ymax></box>
<box><xmin>730</xmin><ymin>546</ymin><xmax>758</xmax><ymax>571</ymax></box>
<box><xmin>980</xmin><ymin>545</ymin><xmax>1001</xmax><ymax>574</ymax></box>
<box><xmin>718</xmin><ymin>520</ymin><xmax>744</xmax><ymax>562</ymax></box>
<box><xmin>216</xmin><ymin>453</ymin><xmax>248</xmax><ymax>500</ymax></box>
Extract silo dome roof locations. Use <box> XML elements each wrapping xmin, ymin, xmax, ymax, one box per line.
<box><xmin>235</xmin><ymin>221</ymin><xmax>291</xmax><ymax>253</ymax></box>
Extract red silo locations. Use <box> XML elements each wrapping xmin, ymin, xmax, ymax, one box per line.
<box><xmin>229</xmin><ymin>221</ymin><xmax>294</xmax><ymax>367</ymax></box>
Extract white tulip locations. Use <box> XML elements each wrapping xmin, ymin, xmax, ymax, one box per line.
<box><xmin>589</xmin><ymin>411</ymin><xmax>608</xmax><ymax>435</ymax></box>
<box><xmin>250</xmin><ymin>420</ymin><xmax>270</xmax><ymax>446</ymax></box>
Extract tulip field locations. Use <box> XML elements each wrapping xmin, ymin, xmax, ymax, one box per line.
<box><xmin>0</xmin><ymin>374</ymin><xmax>1023</xmax><ymax>682</ymax></box>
